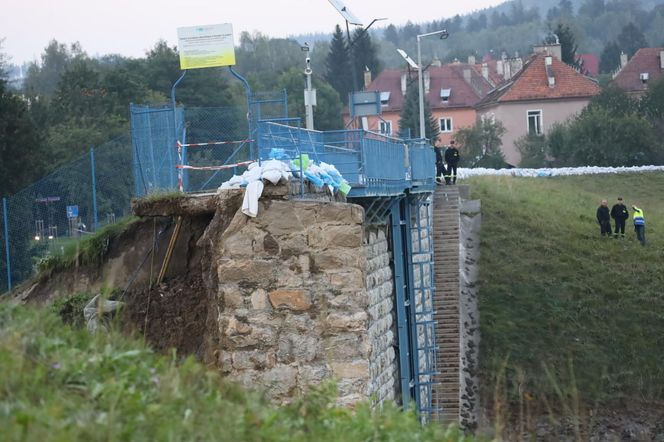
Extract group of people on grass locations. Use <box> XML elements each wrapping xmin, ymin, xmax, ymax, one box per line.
<box><xmin>596</xmin><ymin>197</ymin><xmax>646</xmax><ymax>245</ymax></box>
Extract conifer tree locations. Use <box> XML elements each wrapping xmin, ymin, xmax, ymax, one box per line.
<box><xmin>324</xmin><ymin>25</ymin><xmax>352</xmax><ymax>104</ymax></box>
<box><xmin>398</xmin><ymin>81</ymin><xmax>439</xmax><ymax>143</ymax></box>
<box><xmin>350</xmin><ymin>28</ymin><xmax>381</xmax><ymax>92</ymax></box>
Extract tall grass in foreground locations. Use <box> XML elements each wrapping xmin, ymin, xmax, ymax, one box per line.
<box><xmin>0</xmin><ymin>303</ymin><xmax>473</xmax><ymax>441</ymax></box>
<box><xmin>468</xmin><ymin>173</ymin><xmax>664</xmax><ymax>434</ymax></box>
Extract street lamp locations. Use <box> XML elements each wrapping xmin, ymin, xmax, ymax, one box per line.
<box><xmin>416</xmin><ymin>29</ymin><xmax>449</xmax><ymax>140</ymax></box>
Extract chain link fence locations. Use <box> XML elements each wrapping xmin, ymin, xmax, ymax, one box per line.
<box><xmin>2</xmin><ymin>91</ymin><xmax>290</xmax><ymax>293</ymax></box>
<box><xmin>1</xmin><ymin>136</ymin><xmax>133</xmax><ymax>293</ymax></box>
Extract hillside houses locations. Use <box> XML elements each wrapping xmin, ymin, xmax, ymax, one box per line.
<box><xmin>345</xmin><ymin>43</ymin><xmax>602</xmax><ymax>166</ymax></box>
<box><xmin>612</xmin><ymin>47</ymin><xmax>664</xmax><ymax>98</ymax></box>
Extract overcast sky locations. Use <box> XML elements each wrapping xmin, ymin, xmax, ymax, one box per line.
<box><xmin>1</xmin><ymin>0</ymin><xmax>504</xmax><ymax>65</ymax></box>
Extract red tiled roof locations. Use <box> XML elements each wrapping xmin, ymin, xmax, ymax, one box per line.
<box><xmin>362</xmin><ymin>63</ymin><xmax>493</xmax><ymax>113</ymax></box>
<box><xmin>578</xmin><ymin>54</ymin><xmax>599</xmax><ymax>76</ymax></box>
<box><xmin>478</xmin><ymin>53</ymin><xmax>600</xmax><ymax>106</ymax></box>
<box><xmin>612</xmin><ymin>48</ymin><xmax>664</xmax><ymax>94</ymax></box>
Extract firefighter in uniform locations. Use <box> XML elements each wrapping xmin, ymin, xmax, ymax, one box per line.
<box><xmin>610</xmin><ymin>197</ymin><xmax>629</xmax><ymax>238</ymax></box>
<box><xmin>444</xmin><ymin>140</ymin><xmax>460</xmax><ymax>184</ymax></box>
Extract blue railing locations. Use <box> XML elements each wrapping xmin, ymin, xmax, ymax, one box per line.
<box><xmin>257</xmin><ymin>122</ymin><xmax>436</xmax><ymax>197</ymax></box>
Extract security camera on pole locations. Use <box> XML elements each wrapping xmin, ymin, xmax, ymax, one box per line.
<box><xmin>302</xmin><ymin>44</ymin><xmax>316</xmax><ymax>130</ymax></box>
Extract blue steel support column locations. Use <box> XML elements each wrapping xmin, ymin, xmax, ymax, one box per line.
<box><xmin>403</xmin><ymin>198</ymin><xmax>422</xmax><ymax>411</ymax></box>
<box><xmin>2</xmin><ymin>197</ymin><xmax>11</xmax><ymax>291</ymax></box>
<box><xmin>171</xmin><ymin>70</ymin><xmax>187</xmax><ymax>190</ymax></box>
<box><xmin>228</xmin><ymin>66</ymin><xmax>254</xmax><ymax>158</ymax></box>
<box><xmin>90</xmin><ymin>147</ymin><xmax>98</xmax><ymax>231</ymax></box>
<box><xmin>391</xmin><ymin>198</ymin><xmax>412</xmax><ymax>407</ymax></box>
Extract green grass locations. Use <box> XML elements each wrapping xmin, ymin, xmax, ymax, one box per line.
<box><xmin>37</xmin><ymin>216</ymin><xmax>138</xmax><ymax>275</ymax></box>
<box><xmin>467</xmin><ymin>172</ymin><xmax>664</xmax><ymax>414</ymax></box>
<box><xmin>0</xmin><ymin>303</ymin><xmax>474</xmax><ymax>441</ymax></box>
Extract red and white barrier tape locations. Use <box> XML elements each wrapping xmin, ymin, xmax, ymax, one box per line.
<box><xmin>175</xmin><ymin>160</ymin><xmax>254</xmax><ymax>171</ymax></box>
<box><xmin>176</xmin><ymin>139</ymin><xmax>253</xmax><ymax>148</ymax></box>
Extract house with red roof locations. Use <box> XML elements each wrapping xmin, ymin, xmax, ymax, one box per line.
<box><xmin>344</xmin><ymin>59</ymin><xmax>495</xmax><ymax>146</ymax></box>
<box><xmin>578</xmin><ymin>54</ymin><xmax>599</xmax><ymax>77</ymax></box>
<box><xmin>476</xmin><ymin>52</ymin><xmax>601</xmax><ymax>166</ymax></box>
<box><xmin>612</xmin><ymin>48</ymin><xmax>664</xmax><ymax>98</ymax></box>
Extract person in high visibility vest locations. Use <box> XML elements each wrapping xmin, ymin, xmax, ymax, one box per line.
<box><xmin>632</xmin><ymin>205</ymin><xmax>646</xmax><ymax>246</ymax></box>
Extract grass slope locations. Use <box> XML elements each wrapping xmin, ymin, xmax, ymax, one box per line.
<box><xmin>0</xmin><ymin>303</ymin><xmax>472</xmax><ymax>441</ymax></box>
<box><xmin>468</xmin><ymin>172</ymin><xmax>664</xmax><ymax>415</ymax></box>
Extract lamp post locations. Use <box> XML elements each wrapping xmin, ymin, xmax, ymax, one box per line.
<box><xmin>416</xmin><ymin>29</ymin><xmax>448</xmax><ymax>140</ymax></box>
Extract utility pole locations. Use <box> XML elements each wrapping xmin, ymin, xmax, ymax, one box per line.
<box><xmin>303</xmin><ymin>52</ymin><xmax>315</xmax><ymax>130</ymax></box>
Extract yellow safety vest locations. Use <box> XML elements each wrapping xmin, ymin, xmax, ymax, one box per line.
<box><xmin>633</xmin><ymin>208</ymin><xmax>645</xmax><ymax>225</ymax></box>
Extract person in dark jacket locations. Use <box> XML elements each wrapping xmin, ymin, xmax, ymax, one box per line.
<box><xmin>610</xmin><ymin>197</ymin><xmax>629</xmax><ymax>239</ymax></box>
<box><xmin>596</xmin><ymin>199</ymin><xmax>612</xmax><ymax>237</ymax></box>
<box><xmin>444</xmin><ymin>140</ymin><xmax>460</xmax><ymax>184</ymax></box>
<box><xmin>434</xmin><ymin>146</ymin><xmax>445</xmax><ymax>185</ymax></box>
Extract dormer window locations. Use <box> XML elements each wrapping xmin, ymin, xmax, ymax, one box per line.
<box><xmin>380</xmin><ymin>91</ymin><xmax>391</xmax><ymax>105</ymax></box>
<box><xmin>440</xmin><ymin>88</ymin><xmax>451</xmax><ymax>102</ymax></box>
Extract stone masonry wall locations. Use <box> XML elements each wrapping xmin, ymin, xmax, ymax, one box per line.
<box><xmin>208</xmin><ymin>194</ymin><xmax>393</xmax><ymax>406</ymax></box>
<box><xmin>365</xmin><ymin>226</ymin><xmax>397</xmax><ymax>405</ymax></box>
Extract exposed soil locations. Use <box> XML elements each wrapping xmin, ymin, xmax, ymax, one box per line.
<box><xmin>123</xmin><ymin>276</ymin><xmax>209</xmax><ymax>358</ymax></box>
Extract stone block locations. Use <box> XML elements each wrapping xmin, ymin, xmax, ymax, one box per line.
<box><xmin>297</xmin><ymin>364</ymin><xmax>329</xmax><ymax>390</ymax></box>
<box><xmin>325</xmin><ymin>311</ymin><xmax>368</xmax><ymax>332</ymax></box>
<box><xmin>250</xmin><ymin>289</ymin><xmax>270</xmax><ymax>311</ymax></box>
<box><xmin>311</xmin><ymin>250</ymin><xmax>362</xmax><ymax>271</ymax></box>
<box><xmin>330</xmin><ymin>360</ymin><xmax>369</xmax><ymax>379</ymax></box>
<box><xmin>225</xmin><ymin>317</ymin><xmax>252</xmax><ymax>336</ymax></box>
<box><xmin>327</xmin><ymin>291</ymin><xmax>369</xmax><ymax>310</ymax></box>
<box><xmin>217</xmin><ymin>259</ymin><xmax>274</xmax><ymax>284</ymax></box>
<box><xmin>222</xmin><ymin>225</ymin><xmax>266</xmax><ymax>257</ymax></box>
<box><xmin>268</xmin><ymin>289</ymin><xmax>312</xmax><ymax>311</ymax></box>
<box><xmin>260</xmin><ymin>364</ymin><xmax>299</xmax><ymax>400</ymax></box>
<box><xmin>232</xmin><ymin>349</ymin><xmax>276</xmax><ymax>370</ymax></box>
<box><xmin>329</xmin><ymin>270</ymin><xmax>365</xmax><ymax>289</ymax></box>
<box><xmin>307</xmin><ymin>224</ymin><xmax>363</xmax><ymax>249</ymax></box>
<box><xmin>277</xmin><ymin>333</ymin><xmax>318</xmax><ymax>363</ymax></box>
<box><xmin>323</xmin><ymin>333</ymin><xmax>370</xmax><ymax>360</ymax></box>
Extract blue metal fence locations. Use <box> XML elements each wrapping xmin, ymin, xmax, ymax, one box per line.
<box><xmin>257</xmin><ymin>121</ymin><xmax>436</xmax><ymax>197</ymax></box>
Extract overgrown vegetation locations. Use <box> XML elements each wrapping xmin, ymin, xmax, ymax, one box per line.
<box><xmin>469</xmin><ymin>173</ymin><xmax>664</xmax><ymax>427</ymax></box>
<box><xmin>37</xmin><ymin>216</ymin><xmax>138</xmax><ymax>274</ymax></box>
<box><xmin>0</xmin><ymin>303</ymin><xmax>473</xmax><ymax>441</ymax></box>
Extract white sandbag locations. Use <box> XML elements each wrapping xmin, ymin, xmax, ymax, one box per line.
<box><xmin>241</xmin><ymin>180</ymin><xmax>264</xmax><ymax>217</ymax></box>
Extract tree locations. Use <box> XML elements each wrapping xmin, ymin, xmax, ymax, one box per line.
<box><xmin>617</xmin><ymin>22</ymin><xmax>648</xmax><ymax>58</ymax></box>
<box><xmin>0</xmin><ymin>70</ymin><xmax>43</xmax><ymax>196</ymax></box>
<box><xmin>350</xmin><ymin>28</ymin><xmax>381</xmax><ymax>92</ymax></box>
<box><xmin>23</xmin><ymin>40</ymin><xmax>85</xmax><ymax>100</ymax></box>
<box><xmin>384</xmin><ymin>24</ymin><xmax>399</xmax><ymax>46</ymax></box>
<box><xmin>277</xmin><ymin>68</ymin><xmax>342</xmax><ymax>131</ymax></box>
<box><xmin>454</xmin><ymin>118</ymin><xmax>506</xmax><ymax>168</ymax></box>
<box><xmin>516</xmin><ymin>134</ymin><xmax>550</xmax><ymax>167</ymax></box>
<box><xmin>398</xmin><ymin>81</ymin><xmax>438</xmax><ymax>143</ymax></box>
<box><xmin>324</xmin><ymin>25</ymin><xmax>352</xmax><ymax>104</ymax></box>
<box><xmin>599</xmin><ymin>41</ymin><xmax>622</xmax><ymax>74</ymax></box>
<box><xmin>548</xmin><ymin>24</ymin><xmax>580</xmax><ymax>69</ymax></box>
<box><xmin>640</xmin><ymin>76</ymin><xmax>664</xmax><ymax>161</ymax></box>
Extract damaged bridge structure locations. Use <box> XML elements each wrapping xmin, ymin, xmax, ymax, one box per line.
<box><xmin>127</xmin><ymin>95</ymin><xmax>476</xmax><ymax>426</ymax></box>
<box><xmin>11</xmin><ymin>94</ymin><xmax>476</xmax><ymax>427</ymax></box>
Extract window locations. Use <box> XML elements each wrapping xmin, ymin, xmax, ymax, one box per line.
<box><xmin>379</xmin><ymin>120</ymin><xmax>392</xmax><ymax>135</ymax></box>
<box><xmin>380</xmin><ymin>91</ymin><xmax>391</xmax><ymax>105</ymax></box>
<box><xmin>527</xmin><ymin>110</ymin><xmax>543</xmax><ymax>135</ymax></box>
<box><xmin>439</xmin><ymin>117</ymin><xmax>453</xmax><ymax>133</ymax></box>
<box><xmin>440</xmin><ymin>88</ymin><xmax>451</xmax><ymax>102</ymax></box>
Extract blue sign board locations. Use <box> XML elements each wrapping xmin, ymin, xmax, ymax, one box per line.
<box><xmin>66</xmin><ymin>205</ymin><xmax>79</xmax><ymax>218</ymax></box>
